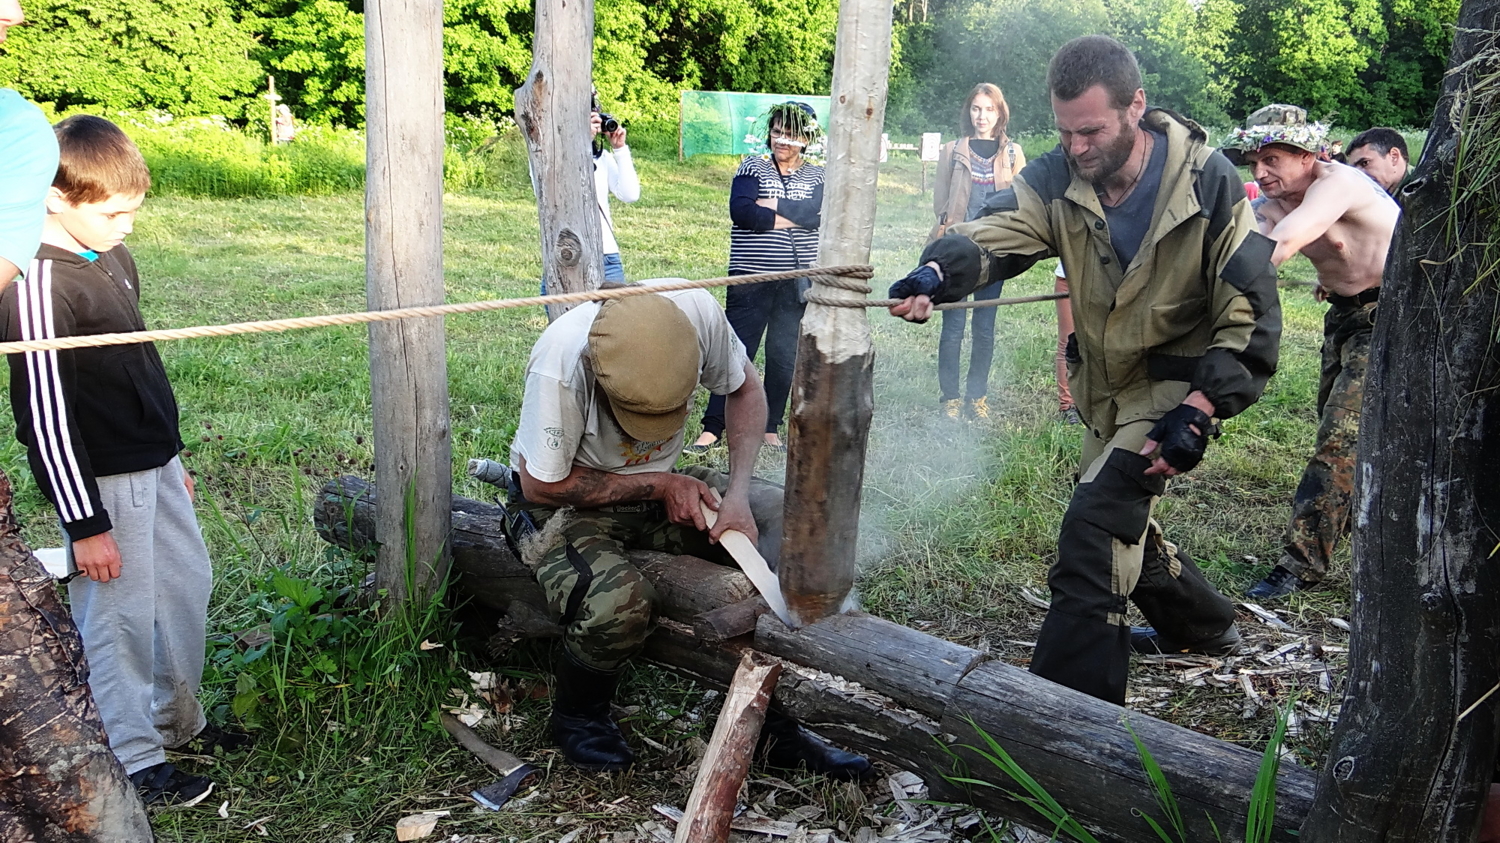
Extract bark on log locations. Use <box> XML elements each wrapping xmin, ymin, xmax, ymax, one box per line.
<box><xmin>1302</xmin><ymin>2</ymin><xmax>1500</xmax><ymax>838</ymax></box>
<box><xmin>753</xmin><ymin>610</ymin><xmax>984</xmax><ymax>719</ymax></box>
<box><xmin>364</xmin><ymin>0</ymin><xmax>450</xmax><ymax>607</ymax></box>
<box><xmin>514</xmin><ymin>0</ymin><xmax>601</xmax><ymax>320</ymax></box>
<box><xmin>693</xmin><ymin>595</ymin><xmax>770</xmax><ymax>643</ymax></box>
<box><xmin>675</xmin><ymin>653</ymin><xmax>782</xmax><ymax>843</ymax></box>
<box><xmin>778</xmin><ymin>0</ymin><xmax>891</xmax><ymax>626</ymax></box>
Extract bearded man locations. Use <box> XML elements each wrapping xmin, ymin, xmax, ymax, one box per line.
<box><xmin>887</xmin><ymin>35</ymin><xmax>1281</xmax><ymax>705</ymax></box>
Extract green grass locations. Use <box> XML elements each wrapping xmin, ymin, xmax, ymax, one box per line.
<box><xmin>0</xmin><ymin>148</ymin><xmax>1344</xmax><ymax>841</ymax></box>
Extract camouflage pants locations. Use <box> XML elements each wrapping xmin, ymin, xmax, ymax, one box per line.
<box><xmin>520</xmin><ymin>466</ymin><xmax>784</xmax><ymax>671</ymax></box>
<box><xmin>0</xmin><ymin>472</ymin><xmax>153</xmax><ymax>842</ymax></box>
<box><xmin>1280</xmin><ymin>301</ymin><xmax>1376</xmax><ymax>582</ymax></box>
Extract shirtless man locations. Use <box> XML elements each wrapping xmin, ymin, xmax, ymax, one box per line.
<box><xmin>1223</xmin><ymin>104</ymin><xmax>1400</xmax><ymax>598</ymax></box>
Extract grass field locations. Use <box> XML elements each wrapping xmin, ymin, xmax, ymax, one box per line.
<box><xmin>0</xmin><ymin>141</ymin><xmax>1348</xmax><ymax>842</ymax></box>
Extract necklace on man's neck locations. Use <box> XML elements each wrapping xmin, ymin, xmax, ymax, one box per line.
<box><xmin>1101</xmin><ymin>131</ymin><xmax>1152</xmax><ymax>207</ymax></box>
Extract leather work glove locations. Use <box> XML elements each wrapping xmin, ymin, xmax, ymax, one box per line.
<box><xmin>1145</xmin><ymin>404</ymin><xmax>1219</xmax><ymax>473</ymax></box>
<box><xmin>887</xmin><ymin>264</ymin><xmax>943</xmax><ymax>302</ymax></box>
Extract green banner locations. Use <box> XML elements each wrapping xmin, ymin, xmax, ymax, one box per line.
<box><xmin>679</xmin><ymin>90</ymin><xmax>833</xmax><ymax>158</ymax></box>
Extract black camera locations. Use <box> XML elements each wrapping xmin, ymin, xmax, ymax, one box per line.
<box><xmin>598</xmin><ymin>112</ymin><xmax>620</xmax><ymax>134</ymax></box>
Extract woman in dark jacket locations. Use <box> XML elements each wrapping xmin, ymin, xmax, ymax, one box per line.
<box><xmin>691</xmin><ymin>102</ymin><xmax>824</xmax><ymax>451</ymax></box>
<box><xmin>929</xmin><ymin>83</ymin><xmax>1025</xmax><ymax>421</ymax></box>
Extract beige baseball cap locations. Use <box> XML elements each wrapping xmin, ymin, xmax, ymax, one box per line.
<box><xmin>588</xmin><ymin>295</ymin><xmax>701</xmax><ymax>442</ymax></box>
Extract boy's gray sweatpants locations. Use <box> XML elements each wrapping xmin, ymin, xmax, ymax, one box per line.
<box><xmin>67</xmin><ymin>456</ymin><xmax>212</xmax><ymax>775</ymax></box>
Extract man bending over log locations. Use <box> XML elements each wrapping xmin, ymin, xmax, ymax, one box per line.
<box><xmin>506</xmin><ymin>284</ymin><xmax>870</xmax><ymax>779</ymax></box>
<box><xmin>1221</xmin><ymin>106</ymin><xmax>1399</xmax><ymax>599</ymax></box>
<box><xmin>887</xmin><ymin>35</ymin><xmax>1282</xmax><ymax>706</ymax></box>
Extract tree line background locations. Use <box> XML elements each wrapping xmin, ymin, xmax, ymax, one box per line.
<box><xmin>0</xmin><ymin>0</ymin><xmax>1459</xmax><ymax>137</ymax></box>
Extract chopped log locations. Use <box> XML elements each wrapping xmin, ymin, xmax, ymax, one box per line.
<box><xmin>946</xmin><ymin>660</ymin><xmax>1316</xmax><ymax>842</ymax></box>
<box><xmin>753</xmin><ymin>610</ymin><xmax>984</xmax><ymax>719</ymax></box>
<box><xmin>778</xmin><ymin>0</ymin><xmax>893</xmax><ymax>626</ymax></box>
<box><xmin>1302</xmin><ymin>3</ymin><xmax>1500</xmax><ymax>838</ymax></box>
<box><xmin>364</xmin><ymin>0</ymin><xmax>450</xmax><ymax>608</ymax></box>
<box><xmin>514</xmin><ymin>0</ymin><xmax>601</xmax><ymax>320</ymax></box>
<box><xmin>693</xmin><ymin>595</ymin><xmax>770</xmax><ymax>643</ymax></box>
<box><xmin>675</xmin><ymin>653</ymin><xmax>782</xmax><ymax>843</ymax></box>
<box><xmin>314</xmin><ymin>476</ymin><xmax>755</xmax><ymax>624</ymax></box>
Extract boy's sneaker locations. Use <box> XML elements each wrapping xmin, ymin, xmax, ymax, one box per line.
<box><xmin>174</xmin><ymin>723</ymin><xmax>252</xmax><ymax>757</ymax></box>
<box><xmin>966</xmin><ymin>396</ymin><xmax>992</xmax><ymax>421</ymax></box>
<box><xmin>130</xmin><ymin>762</ymin><xmax>214</xmax><ymax>807</ymax></box>
<box><xmin>942</xmin><ymin>398</ymin><xmax>963</xmax><ymax>420</ymax></box>
<box><xmin>1246</xmin><ymin>565</ymin><xmax>1311</xmax><ymax>599</ymax></box>
<box><xmin>1060</xmin><ymin>406</ymin><xmax>1083</xmax><ymax>425</ymax></box>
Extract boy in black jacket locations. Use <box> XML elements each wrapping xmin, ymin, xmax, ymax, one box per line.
<box><xmin>0</xmin><ymin>115</ymin><xmax>243</xmax><ymax>807</ymax></box>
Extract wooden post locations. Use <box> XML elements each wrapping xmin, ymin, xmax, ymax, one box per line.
<box><xmin>515</xmin><ymin>0</ymin><xmax>601</xmax><ymax>321</ymax></box>
<box><xmin>778</xmin><ymin>0</ymin><xmax>892</xmax><ymax>625</ymax></box>
<box><xmin>675</xmin><ymin>653</ymin><xmax>782</xmax><ymax>843</ymax></box>
<box><xmin>364</xmin><ymin>0</ymin><xmax>451</xmax><ymax>608</ymax></box>
<box><xmin>1302</xmin><ymin>1</ymin><xmax>1500</xmax><ymax>838</ymax></box>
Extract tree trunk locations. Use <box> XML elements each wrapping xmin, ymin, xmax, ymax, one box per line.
<box><xmin>1302</xmin><ymin>2</ymin><xmax>1500</xmax><ymax>838</ymax></box>
<box><xmin>515</xmin><ymin>0</ymin><xmax>601</xmax><ymax>321</ymax></box>
<box><xmin>778</xmin><ymin>0</ymin><xmax>891</xmax><ymax>626</ymax></box>
<box><xmin>364</xmin><ymin>0</ymin><xmax>450</xmax><ymax>609</ymax></box>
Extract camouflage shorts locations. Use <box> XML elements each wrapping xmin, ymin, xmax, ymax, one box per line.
<box><xmin>0</xmin><ymin>471</ymin><xmax>152</xmax><ymax>842</ymax></box>
<box><xmin>1281</xmin><ymin>301</ymin><xmax>1375</xmax><ymax>581</ymax></box>
<box><xmin>519</xmin><ymin>466</ymin><xmax>783</xmax><ymax>670</ymax></box>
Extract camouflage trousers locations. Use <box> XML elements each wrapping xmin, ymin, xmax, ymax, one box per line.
<box><xmin>518</xmin><ymin>466</ymin><xmax>784</xmax><ymax>671</ymax></box>
<box><xmin>1280</xmin><ymin>301</ymin><xmax>1376</xmax><ymax>582</ymax></box>
<box><xmin>0</xmin><ymin>471</ymin><xmax>153</xmax><ymax>843</ymax></box>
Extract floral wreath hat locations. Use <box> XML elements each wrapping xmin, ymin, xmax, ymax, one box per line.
<box><xmin>743</xmin><ymin>101</ymin><xmax>825</xmax><ymax>160</ymax></box>
<box><xmin>1220</xmin><ymin>103</ymin><xmax>1328</xmax><ymax>164</ymax></box>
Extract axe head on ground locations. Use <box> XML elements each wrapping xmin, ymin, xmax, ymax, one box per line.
<box><xmin>470</xmin><ymin>763</ymin><xmax>539</xmax><ymax>811</ymax></box>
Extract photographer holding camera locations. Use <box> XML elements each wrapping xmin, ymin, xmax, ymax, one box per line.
<box><xmin>591</xmin><ymin>94</ymin><xmax>639</xmax><ymax>282</ymax></box>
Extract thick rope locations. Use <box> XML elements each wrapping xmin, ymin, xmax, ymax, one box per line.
<box><xmin>0</xmin><ymin>263</ymin><xmax>1066</xmax><ymax>355</ymax></box>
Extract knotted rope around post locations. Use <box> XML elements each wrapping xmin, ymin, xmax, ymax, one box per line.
<box><xmin>0</xmin><ymin>264</ymin><xmax>1066</xmax><ymax>355</ymax></box>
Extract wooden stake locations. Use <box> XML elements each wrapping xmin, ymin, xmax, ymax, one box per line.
<box><xmin>779</xmin><ymin>0</ymin><xmax>893</xmax><ymax>625</ymax></box>
<box><xmin>364</xmin><ymin>0</ymin><xmax>451</xmax><ymax>608</ymax></box>
<box><xmin>674</xmin><ymin>652</ymin><xmax>782</xmax><ymax>843</ymax></box>
<box><xmin>515</xmin><ymin>0</ymin><xmax>602</xmax><ymax>321</ymax></box>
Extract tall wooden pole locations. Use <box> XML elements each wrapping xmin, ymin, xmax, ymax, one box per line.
<box><xmin>1302</xmin><ymin>0</ymin><xmax>1500</xmax><ymax>837</ymax></box>
<box><xmin>778</xmin><ymin>0</ymin><xmax>892</xmax><ymax>626</ymax></box>
<box><xmin>515</xmin><ymin>0</ymin><xmax>601</xmax><ymax>322</ymax></box>
<box><xmin>364</xmin><ymin>0</ymin><xmax>451</xmax><ymax>608</ymax></box>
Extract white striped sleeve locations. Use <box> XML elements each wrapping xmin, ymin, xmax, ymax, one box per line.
<box><xmin>17</xmin><ymin>258</ymin><xmax>94</xmax><ymax>523</ymax></box>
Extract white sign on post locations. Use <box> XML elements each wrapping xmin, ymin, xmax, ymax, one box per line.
<box><xmin>920</xmin><ymin>132</ymin><xmax>942</xmax><ymax>162</ymax></box>
<box><xmin>880</xmin><ymin>133</ymin><xmax>890</xmax><ymax>163</ymax></box>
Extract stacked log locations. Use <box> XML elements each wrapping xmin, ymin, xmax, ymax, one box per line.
<box><xmin>315</xmin><ymin>477</ymin><xmax>1316</xmax><ymax>842</ymax></box>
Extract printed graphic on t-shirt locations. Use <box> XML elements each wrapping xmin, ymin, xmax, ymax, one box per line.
<box><xmin>620</xmin><ymin>437</ymin><xmax>670</xmax><ymax>467</ymax></box>
<box><xmin>544</xmin><ymin>427</ymin><xmax>564</xmax><ymax>450</ymax></box>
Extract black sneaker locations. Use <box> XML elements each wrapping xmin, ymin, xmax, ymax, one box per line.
<box><xmin>1131</xmin><ymin>624</ymin><xmax>1242</xmax><ymax>656</ymax></box>
<box><xmin>1246</xmin><ymin>565</ymin><xmax>1309</xmax><ymax>599</ymax></box>
<box><xmin>129</xmin><ymin>762</ymin><xmax>214</xmax><ymax>807</ymax></box>
<box><xmin>175</xmin><ymin>723</ymin><xmax>252</xmax><ymax>757</ymax></box>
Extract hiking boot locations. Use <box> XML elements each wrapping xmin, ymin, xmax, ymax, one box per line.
<box><xmin>1130</xmin><ymin>623</ymin><xmax>1243</xmax><ymax>657</ymax></box>
<box><xmin>966</xmin><ymin>396</ymin><xmax>992</xmax><ymax>421</ymax></box>
<box><xmin>758</xmin><ymin>711</ymin><xmax>874</xmax><ymax>782</ymax></box>
<box><xmin>1246</xmin><ymin>565</ymin><xmax>1310</xmax><ymax>600</ymax></box>
<box><xmin>550</xmin><ymin>649</ymin><xmax>634</xmax><ymax>772</ymax></box>
<box><xmin>943</xmin><ymin>399</ymin><xmax>963</xmax><ymax>420</ymax></box>
<box><xmin>174</xmin><ymin>723</ymin><xmax>252</xmax><ymax>757</ymax></box>
<box><xmin>129</xmin><ymin>762</ymin><xmax>214</xmax><ymax>808</ymax></box>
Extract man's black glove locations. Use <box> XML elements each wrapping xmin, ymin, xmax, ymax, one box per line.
<box><xmin>888</xmin><ymin>265</ymin><xmax>943</xmax><ymax>301</ymax></box>
<box><xmin>1145</xmin><ymin>404</ymin><xmax>1219</xmax><ymax>473</ymax></box>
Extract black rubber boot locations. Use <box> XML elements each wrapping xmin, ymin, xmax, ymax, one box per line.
<box><xmin>550</xmin><ymin>649</ymin><xmax>635</xmax><ymax>772</ymax></box>
<box><xmin>758</xmin><ymin>710</ymin><xmax>874</xmax><ymax>781</ymax></box>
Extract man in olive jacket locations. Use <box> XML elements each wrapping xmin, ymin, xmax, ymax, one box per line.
<box><xmin>889</xmin><ymin>35</ymin><xmax>1281</xmax><ymax>706</ymax></box>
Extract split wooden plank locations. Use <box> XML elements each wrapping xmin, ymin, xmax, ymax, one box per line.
<box><xmin>675</xmin><ymin>652</ymin><xmax>783</xmax><ymax>843</ymax></box>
